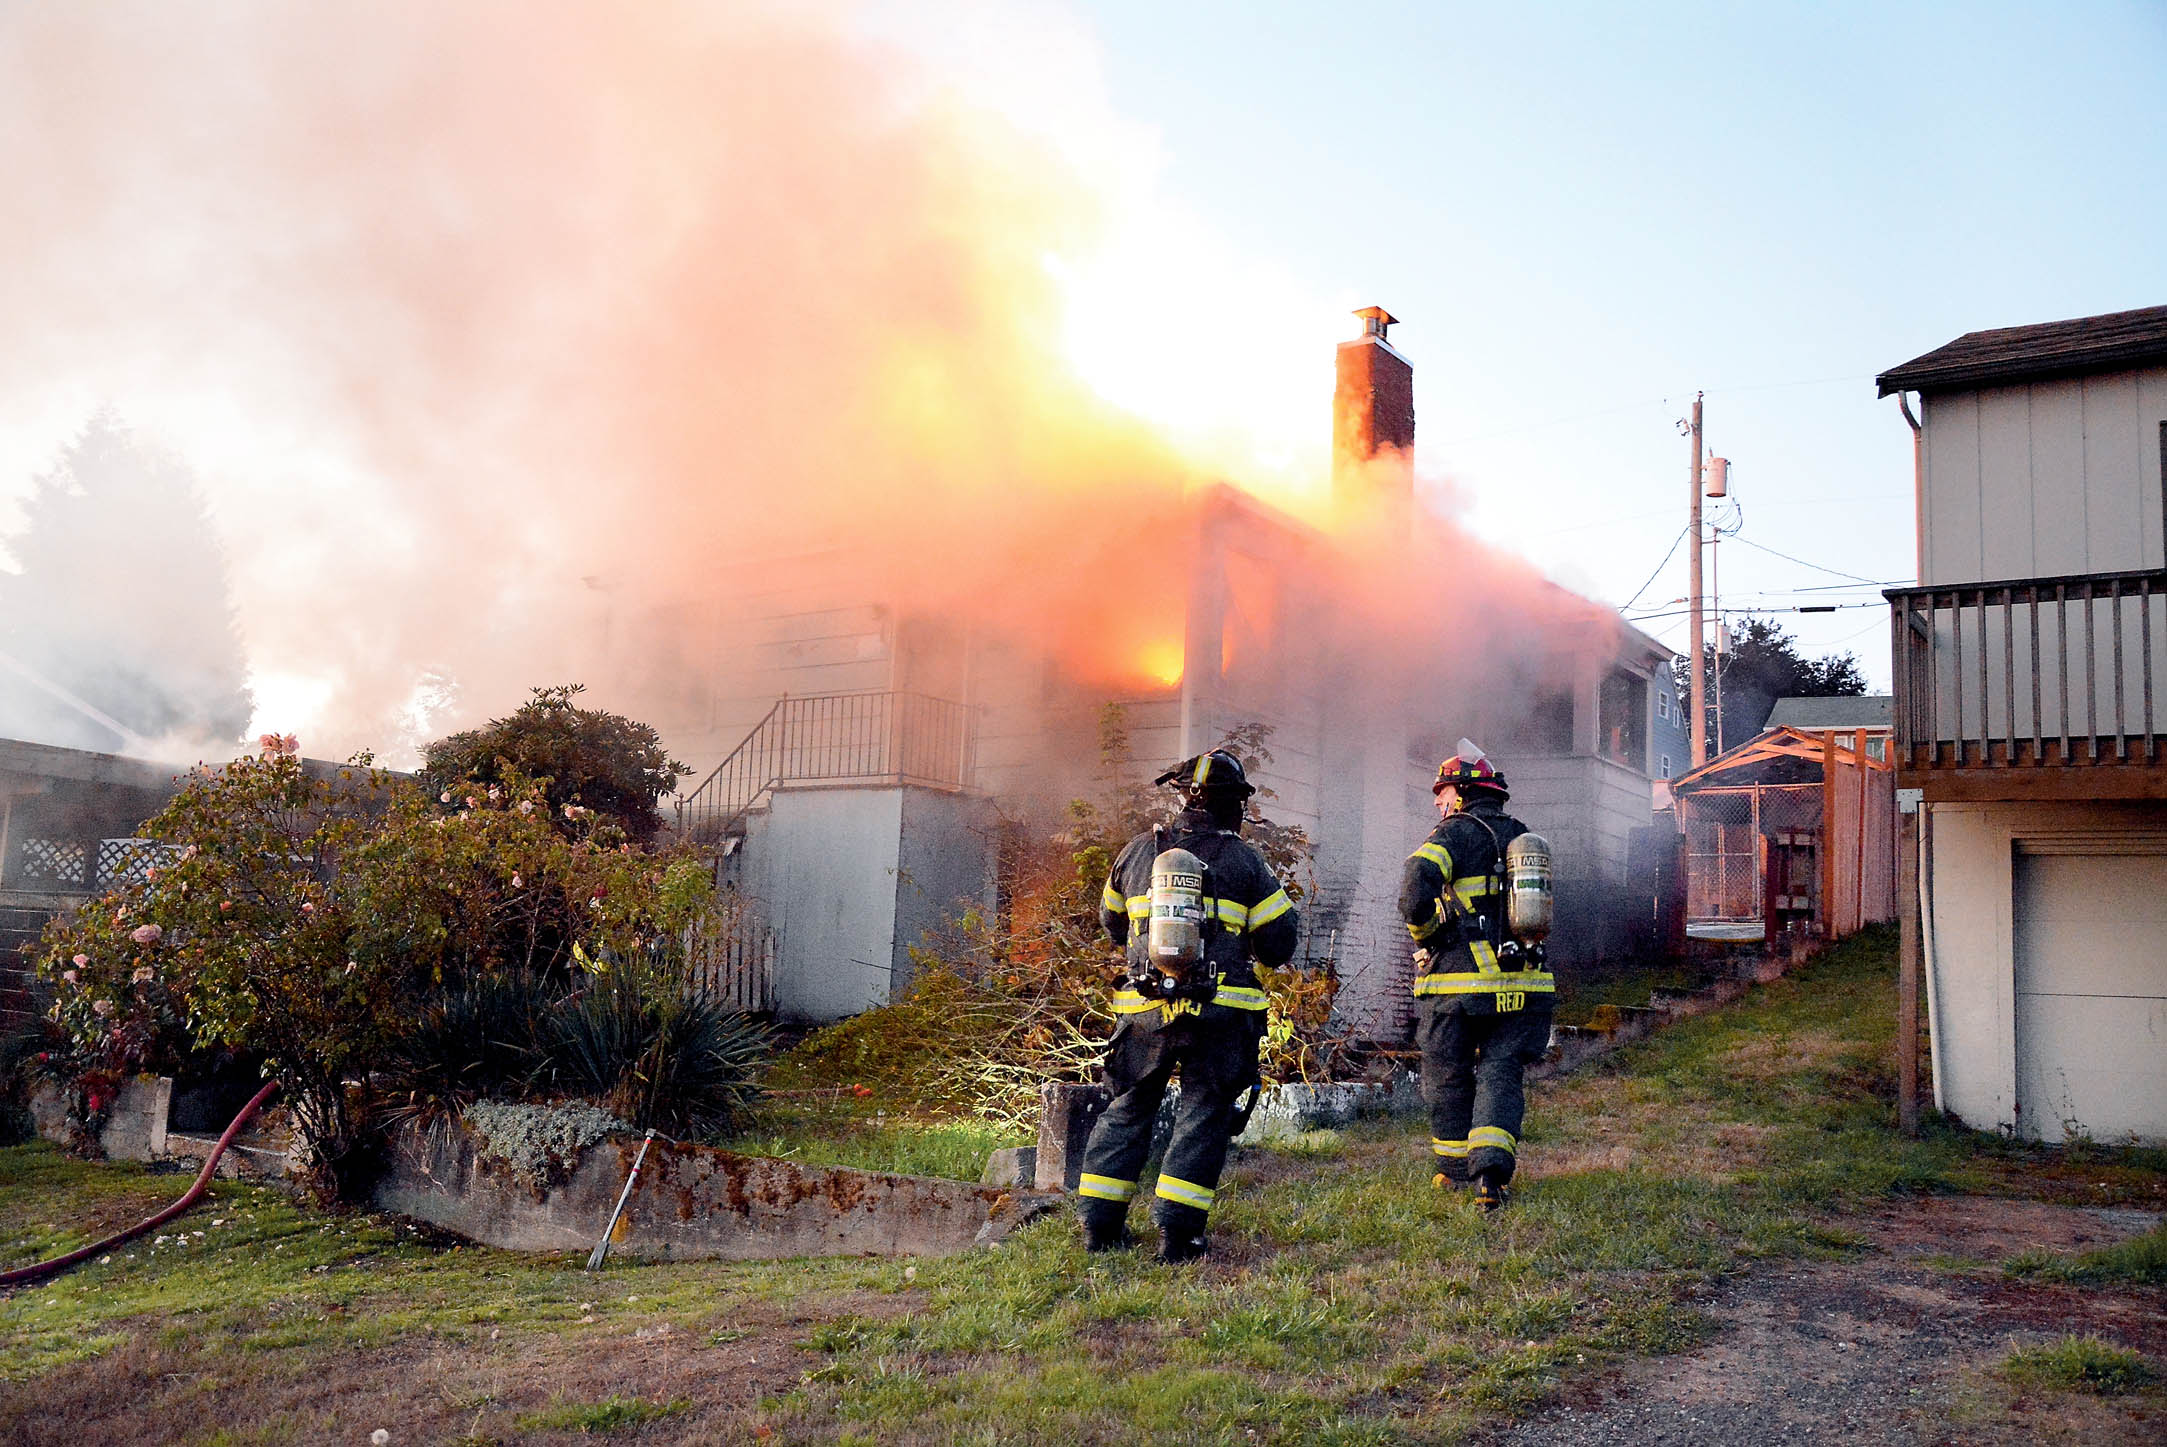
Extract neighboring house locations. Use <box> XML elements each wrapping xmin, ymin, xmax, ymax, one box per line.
<box><xmin>1763</xmin><ymin>696</ymin><xmax>1893</xmax><ymax>761</ymax></box>
<box><xmin>668</xmin><ymin>311</ymin><xmax>1683</xmax><ymax>1033</ymax></box>
<box><xmin>1878</xmin><ymin>302</ymin><xmax>2167</xmax><ymax>1146</ymax></box>
<box><xmin>1670</xmin><ymin>725</ymin><xmax>1895</xmax><ymax>945</ymax></box>
<box><xmin>0</xmin><ymin>738</ymin><xmax>186</xmax><ymax>1024</ymax></box>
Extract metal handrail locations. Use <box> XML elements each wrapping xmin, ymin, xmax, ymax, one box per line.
<box><xmin>674</xmin><ymin>690</ymin><xmax>974</xmax><ymax>848</ymax></box>
<box><xmin>1885</xmin><ymin>566</ymin><xmax>2165</xmax><ymax>770</ymax></box>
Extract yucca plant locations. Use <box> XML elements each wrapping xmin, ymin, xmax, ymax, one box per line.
<box><xmin>375</xmin><ymin>971</ymin><xmax>557</xmax><ymax>1131</ymax></box>
<box><xmin>543</xmin><ymin>970</ymin><xmax>768</xmax><ymax>1138</ymax></box>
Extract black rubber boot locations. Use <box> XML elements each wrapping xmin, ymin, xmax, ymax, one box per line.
<box><xmin>1079</xmin><ymin>1200</ymin><xmax>1134</xmax><ymax>1253</ymax></box>
<box><xmin>1473</xmin><ymin>1170</ymin><xmax>1510</xmax><ymax>1214</ymax></box>
<box><xmin>1154</xmin><ymin>1203</ymin><xmax>1209</xmax><ymax>1264</ymax></box>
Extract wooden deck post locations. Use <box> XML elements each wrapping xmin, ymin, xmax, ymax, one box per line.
<box><xmin>1897</xmin><ymin>808</ymin><xmax>1921</xmax><ymax>1135</ymax></box>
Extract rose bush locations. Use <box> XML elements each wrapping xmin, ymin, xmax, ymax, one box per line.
<box><xmin>37</xmin><ymin>736</ymin><xmax>730</xmax><ymax>1200</ymax></box>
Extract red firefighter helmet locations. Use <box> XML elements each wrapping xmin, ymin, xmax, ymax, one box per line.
<box><xmin>1432</xmin><ymin>741</ymin><xmax>1509</xmax><ymax>799</ymax></box>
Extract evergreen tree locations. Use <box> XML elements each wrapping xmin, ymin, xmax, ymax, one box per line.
<box><xmin>1678</xmin><ymin>617</ymin><xmax>1867</xmax><ymax>754</ymax></box>
<box><xmin>0</xmin><ymin>413</ymin><xmax>252</xmax><ymax>754</ymax></box>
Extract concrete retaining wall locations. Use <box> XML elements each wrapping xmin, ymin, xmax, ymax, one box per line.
<box><xmin>373</xmin><ymin>1118</ymin><xmax>1057</xmax><ymax>1260</ymax></box>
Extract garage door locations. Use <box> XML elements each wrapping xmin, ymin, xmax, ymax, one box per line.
<box><xmin>2012</xmin><ymin>843</ymin><xmax>2167</xmax><ymax>1145</ymax></box>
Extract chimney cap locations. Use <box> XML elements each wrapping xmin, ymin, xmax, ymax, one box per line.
<box><xmin>1353</xmin><ymin>305</ymin><xmax>1399</xmax><ymax>339</ymax></box>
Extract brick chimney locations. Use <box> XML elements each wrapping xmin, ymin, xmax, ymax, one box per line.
<box><xmin>1333</xmin><ymin>306</ymin><xmax>1414</xmax><ymax>510</ymax></box>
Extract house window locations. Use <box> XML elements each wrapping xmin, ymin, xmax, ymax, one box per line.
<box><xmin>1655</xmin><ymin>692</ymin><xmax>1670</xmax><ymax>722</ymax></box>
<box><xmin>1598</xmin><ymin>668</ymin><xmax>1648</xmax><ymax>769</ymax></box>
<box><xmin>1660</xmin><ymin>753</ymin><xmax>1672</xmax><ymax>778</ymax></box>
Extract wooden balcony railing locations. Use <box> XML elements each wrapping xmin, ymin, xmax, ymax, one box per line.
<box><xmin>1886</xmin><ymin>567</ymin><xmax>2167</xmax><ymax>794</ymax></box>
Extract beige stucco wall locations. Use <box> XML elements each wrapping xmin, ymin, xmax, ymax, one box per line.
<box><xmin>1924</xmin><ymin>798</ymin><xmax>2167</xmax><ymax>1136</ymax></box>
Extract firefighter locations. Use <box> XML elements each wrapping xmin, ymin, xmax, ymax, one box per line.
<box><xmin>1401</xmin><ymin>740</ymin><xmax>1553</xmax><ymax>1212</ymax></box>
<box><xmin>1076</xmin><ymin>749</ymin><xmax>1299</xmax><ymax>1262</ymax></box>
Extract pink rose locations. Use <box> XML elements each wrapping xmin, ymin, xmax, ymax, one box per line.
<box><xmin>440</xmin><ymin>790</ymin><xmax>453</xmax><ymax>804</ymax></box>
<box><xmin>130</xmin><ymin>924</ymin><xmax>163</xmax><ymax>945</ymax></box>
<box><xmin>510</xmin><ymin>874</ymin><xmax>523</xmax><ymax>889</ymax></box>
<box><xmin>92</xmin><ymin>999</ymin><xmax>114</xmax><ymax>1017</ymax></box>
<box><xmin>61</xmin><ymin>969</ymin><xmax>79</xmax><ymax>985</ymax></box>
<box><xmin>72</xmin><ymin>954</ymin><xmax>89</xmax><ymax>968</ymax></box>
<box><xmin>220</xmin><ymin>900</ymin><xmax>232</xmax><ymax>911</ymax></box>
<box><xmin>301</xmin><ymin>901</ymin><xmax>315</xmax><ymax>913</ymax></box>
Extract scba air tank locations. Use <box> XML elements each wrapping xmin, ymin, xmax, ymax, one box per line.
<box><xmin>1147</xmin><ymin>848</ymin><xmax>1208</xmax><ymax>971</ymax></box>
<box><xmin>1504</xmin><ymin>833</ymin><xmax>1554</xmax><ymax>943</ymax></box>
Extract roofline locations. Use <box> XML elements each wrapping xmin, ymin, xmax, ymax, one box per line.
<box><xmin>1876</xmin><ymin>303</ymin><xmax>2167</xmax><ymax>397</ymax></box>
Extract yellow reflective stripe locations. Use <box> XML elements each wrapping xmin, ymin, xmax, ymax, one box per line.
<box><xmin>1469</xmin><ymin>940</ymin><xmax>1500</xmax><ymax>974</ymax></box>
<box><xmin>1412</xmin><ymin>970</ymin><xmax>1557</xmax><ymax>997</ymax></box>
<box><xmin>1453</xmin><ymin>877</ymin><xmax>1494</xmax><ymax>907</ymax></box>
<box><xmin>1212</xmin><ymin>899</ymin><xmax>1250</xmax><ymax>929</ymax></box>
<box><xmin>1212</xmin><ymin>984</ymin><xmax>1270</xmax><ymax>1010</ymax></box>
<box><xmin>1407</xmin><ymin>907</ymin><xmax>1444</xmax><ymax>943</ymax></box>
<box><xmin>1154</xmin><ymin>1173</ymin><xmax>1216</xmax><ymax>1209</ymax></box>
<box><xmin>1431</xmin><ymin>1138</ymin><xmax>1470</xmax><ymax>1158</ymax></box>
<box><xmin>1468</xmin><ymin>1126</ymin><xmax>1517</xmax><ymax>1155</ymax></box>
<box><xmin>1194</xmin><ymin>755</ymin><xmax>1211</xmax><ymax>786</ymax></box>
<box><xmin>1247</xmin><ymin>889</ymin><xmax>1292</xmax><ymax>927</ymax></box>
<box><xmin>1411</xmin><ymin>842</ymin><xmax>1451</xmax><ymax>871</ymax></box>
<box><xmin>1078</xmin><ymin>1173</ymin><xmax>1137</xmax><ymax>1202</ymax></box>
<box><xmin>1125</xmin><ymin>895</ymin><xmax>1150</xmax><ymax>921</ymax></box>
<box><xmin>1101</xmin><ymin>882</ymin><xmax>1124</xmax><ymax>913</ymax></box>
<box><xmin>1111</xmin><ymin>989</ymin><xmax>1161</xmax><ymax>1014</ymax></box>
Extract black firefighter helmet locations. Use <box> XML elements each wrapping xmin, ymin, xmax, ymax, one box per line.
<box><xmin>1155</xmin><ymin>749</ymin><xmax>1256</xmax><ymax>801</ymax></box>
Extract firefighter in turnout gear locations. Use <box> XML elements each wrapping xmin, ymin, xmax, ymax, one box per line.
<box><xmin>1401</xmin><ymin>740</ymin><xmax>1555</xmax><ymax>1212</ymax></box>
<box><xmin>1077</xmin><ymin>749</ymin><xmax>1300</xmax><ymax>1262</ymax></box>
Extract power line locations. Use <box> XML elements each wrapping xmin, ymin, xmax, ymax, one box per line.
<box><xmin>1725</xmin><ymin>534</ymin><xmax>1886</xmax><ymax>585</ymax></box>
<box><xmin>1620</xmin><ymin>524</ymin><xmax>1691</xmax><ymax>611</ymax></box>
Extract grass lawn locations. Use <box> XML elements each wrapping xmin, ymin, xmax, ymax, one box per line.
<box><xmin>3</xmin><ymin>925</ymin><xmax>2161</xmax><ymax>1444</ymax></box>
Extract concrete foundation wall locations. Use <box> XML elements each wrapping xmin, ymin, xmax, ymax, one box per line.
<box><xmin>893</xmin><ymin>789</ymin><xmax>998</xmax><ymax>987</ymax></box>
<box><xmin>1924</xmin><ymin>798</ymin><xmax>2167</xmax><ymax>1138</ymax></box>
<box><xmin>742</xmin><ymin>787</ymin><xmax>903</xmax><ymax>1023</ymax></box>
<box><xmin>373</xmin><ymin>1120</ymin><xmax>1055</xmax><ymax>1260</ymax></box>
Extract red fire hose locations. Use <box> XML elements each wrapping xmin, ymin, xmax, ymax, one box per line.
<box><xmin>0</xmin><ymin>1078</ymin><xmax>281</xmax><ymax>1288</ymax></box>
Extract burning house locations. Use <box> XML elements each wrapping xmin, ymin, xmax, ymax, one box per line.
<box><xmin>655</xmin><ymin>311</ymin><xmax>1677</xmax><ymax>1034</ymax></box>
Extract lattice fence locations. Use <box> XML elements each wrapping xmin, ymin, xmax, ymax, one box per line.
<box><xmin>16</xmin><ymin>838</ymin><xmax>89</xmax><ymax>889</ymax></box>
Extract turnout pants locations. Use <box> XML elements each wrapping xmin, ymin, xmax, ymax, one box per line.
<box><xmin>1417</xmin><ymin>996</ymin><xmax>1553</xmax><ymax>1184</ymax></box>
<box><xmin>1076</xmin><ymin>1004</ymin><xmax>1265</xmax><ymax>1232</ymax></box>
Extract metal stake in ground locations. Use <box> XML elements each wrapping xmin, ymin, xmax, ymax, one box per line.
<box><xmin>586</xmin><ymin>1129</ymin><xmax>656</xmax><ymax>1272</ymax></box>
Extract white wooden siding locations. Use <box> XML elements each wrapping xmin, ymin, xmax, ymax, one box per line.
<box><xmin>1921</xmin><ymin>366</ymin><xmax>2167</xmax><ymax>586</ymax></box>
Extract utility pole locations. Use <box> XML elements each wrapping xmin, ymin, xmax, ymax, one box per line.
<box><xmin>1686</xmin><ymin>391</ymin><xmax>1706</xmax><ymax>766</ymax></box>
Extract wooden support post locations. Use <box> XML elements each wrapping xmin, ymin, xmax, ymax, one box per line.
<box><xmin>1897</xmin><ymin>809</ymin><xmax>1921</xmax><ymax>1136</ymax></box>
<box><xmin>1820</xmin><ymin>730</ymin><xmax>1837</xmax><ymax>937</ymax></box>
<box><xmin>1854</xmin><ymin>727</ymin><xmax>1869</xmax><ymax>935</ymax></box>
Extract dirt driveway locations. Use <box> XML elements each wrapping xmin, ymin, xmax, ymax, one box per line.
<box><xmin>1493</xmin><ymin>1198</ymin><xmax>2165</xmax><ymax>1445</ymax></box>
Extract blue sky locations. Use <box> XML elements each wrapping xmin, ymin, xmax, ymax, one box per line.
<box><xmin>1063</xmin><ymin>0</ymin><xmax>2167</xmax><ymax>679</ymax></box>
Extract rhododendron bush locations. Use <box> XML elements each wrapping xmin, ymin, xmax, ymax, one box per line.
<box><xmin>38</xmin><ymin>737</ymin><xmax>719</xmax><ymax>1199</ymax></box>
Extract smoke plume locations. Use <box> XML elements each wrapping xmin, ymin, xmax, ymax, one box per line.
<box><xmin>0</xmin><ymin>2</ymin><xmax>1619</xmax><ymax>767</ymax></box>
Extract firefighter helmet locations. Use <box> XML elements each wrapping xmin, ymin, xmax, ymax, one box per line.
<box><xmin>1432</xmin><ymin>739</ymin><xmax>1509</xmax><ymax>799</ymax></box>
<box><xmin>1154</xmin><ymin>749</ymin><xmax>1255</xmax><ymax>798</ymax></box>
